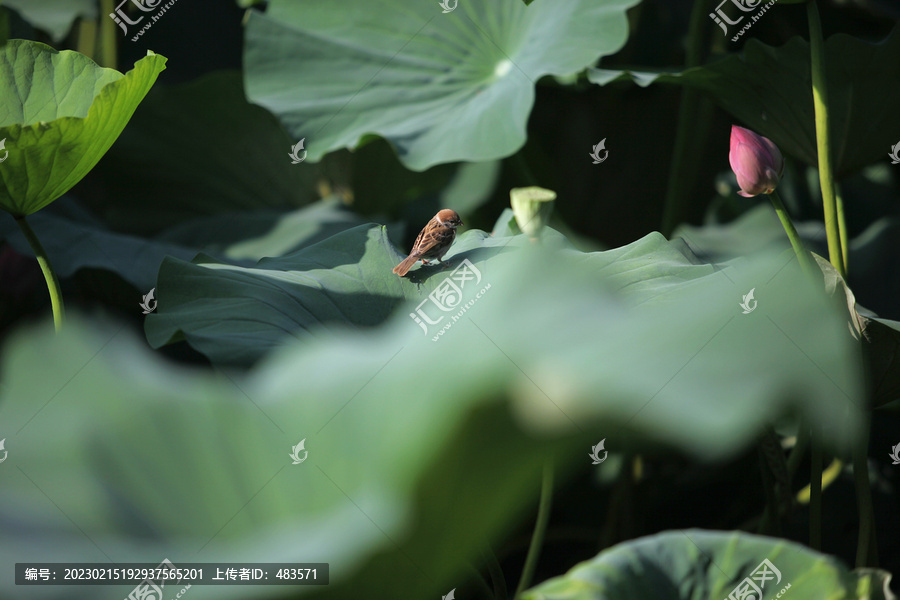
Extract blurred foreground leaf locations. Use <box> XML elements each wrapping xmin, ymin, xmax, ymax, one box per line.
<box><xmin>145</xmin><ymin>217</ymin><xmax>864</xmax><ymax>460</ymax></box>
<box><xmin>0</xmin><ymin>222</ymin><xmax>868</xmax><ymax>599</ymax></box>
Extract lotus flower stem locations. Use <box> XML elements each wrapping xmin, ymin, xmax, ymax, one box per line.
<box><xmin>481</xmin><ymin>544</ymin><xmax>509</xmax><ymax>599</ymax></box>
<box><xmin>786</xmin><ymin>427</ymin><xmax>809</xmax><ymax>481</ymax></box>
<box><xmin>661</xmin><ymin>0</ymin><xmax>710</xmax><ymax>236</ymax></box>
<box><xmin>514</xmin><ymin>460</ymin><xmax>553</xmax><ymax>600</ymax></box>
<box><xmin>15</xmin><ymin>216</ymin><xmax>65</xmax><ymax>332</ymax></box>
<box><xmin>835</xmin><ymin>182</ymin><xmax>849</xmax><ymax>271</ymax></box>
<box><xmin>99</xmin><ymin>0</ymin><xmax>117</xmax><ymax>70</ymax></box>
<box><xmin>809</xmin><ymin>1</ymin><xmax>876</xmax><ymax>567</ymax></box>
<box><xmin>77</xmin><ymin>18</ymin><xmax>98</xmax><ymax>60</ymax></box>
<box><xmin>809</xmin><ymin>430</ymin><xmax>823</xmax><ymax>550</ymax></box>
<box><xmin>807</xmin><ymin>1</ymin><xmax>845</xmax><ymax>277</ymax></box>
<box><xmin>853</xmin><ymin>412</ymin><xmax>877</xmax><ymax>567</ymax></box>
<box><xmin>767</xmin><ymin>191</ymin><xmax>816</xmax><ymax>281</ymax></box>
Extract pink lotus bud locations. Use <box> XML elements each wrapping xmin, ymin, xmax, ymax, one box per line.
<box><xmin>729</xmin><ymin>125</ymin><xmax>784</xmax><ymax>197</ymax></box>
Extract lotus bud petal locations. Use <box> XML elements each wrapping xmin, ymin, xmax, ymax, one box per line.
<box><xmin>729</xmin><ymin>125</ymin><xmax>784</xmax><ymax>197</ymax></box>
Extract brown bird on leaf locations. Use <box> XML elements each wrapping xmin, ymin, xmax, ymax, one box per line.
<box><xmin>392</xmin><ymin>209</ymin><xmax>463</xmax><ymax>276</ymax></box>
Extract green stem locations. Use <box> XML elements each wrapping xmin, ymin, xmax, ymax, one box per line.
<box><xmin>757</xmin><ymin>445</ymin><xmax>780</xmax><ymax>536</ymax></box>
<box><xmin>809</xmin><ymin>427</ymin><xmax>823</xmax><ymax>550</ymax></box>
<box><xmin>807</xmin><ymin>1</ymin><xmax>845</xmax><ymax>277</ymax></box>
<box><xmin>852</xmin><ymin>412</ymin><xmax>877</xmax><ymax>567</ymax></box>
<box><xmin>768</xmin><ymin>190</ymin><xmax>817</xmax><ymax>281</ymax></box>
<box><xmin>661</xmin><ymin>0</ymin><xmax>708</xmax><ymax>236</ymax></box>
<box><xmin>482</xmin><ymin>544</ymin><xmax>509</xmax><ymax>600</ymax></box>
<box><xmin>835</xmin><ymin>182</ymin><xmax>849</xmax><ymax>272</ymax></box>
<box><xmin>99</xmin><ymin>0</ymin><xmax>117</xmax><ymax>70</ymax></box>
<box><xmin>787</xmin><ymin>426</ymin><xmax>809</xmax><ymax>481</ymax></box>
<box><xmin>15</xmin><ymin>215</ymin><xmax>65</xmax><ymax>331</ymax></box>
<box><xmin>77</xmin><ymin>18</ymin><xmax>97</xmax><ymax>60</ymax></box>
<box><xmin>514</xmin><ymin>461</ymin><xmax>553</xmax><ymax>600</ymax></box>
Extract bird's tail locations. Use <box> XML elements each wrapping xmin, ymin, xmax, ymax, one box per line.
<box><xmin>393</xmin><ymin>255</ymin><xmax>419</xmax><ymax>276</ymax></box>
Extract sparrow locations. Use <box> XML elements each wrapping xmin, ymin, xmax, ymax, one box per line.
<box><xmin>393</xmin><ymin>209</ymin><xmax>463</xmax><ymax>276</ymax></box>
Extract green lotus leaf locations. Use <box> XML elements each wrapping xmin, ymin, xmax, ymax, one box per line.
<box><xmin>0</xmin><ymin>197</ymin><xmax>366</xmax><ymax>292</ymax></box>
<box><xmin>0</xmin><ymin>313</ymin><xmax>571</xmax><ymax>600</ymax></box>
<box><xmin>0</xmin><ymin>40</ymin><xmax>166</xmax><ymax>217</ymax></box>
<box><xmin>523</xmin><ymin>530</ymin><xmax>896</xmax><ymax>599</ymax></box>
<box><xmin>144</xmin><ymin>219</ymin><xmax>865</xmax><ymax>465</ymax></box>
<box><xmin>243</xmin><ymin>0</ymin><xmax>639</xmax><ymax>171</ymax></box>
<box><xmin>0</xmin><ymin>233</ymin><xmax>870</xmax><ymax>597</ymax></box>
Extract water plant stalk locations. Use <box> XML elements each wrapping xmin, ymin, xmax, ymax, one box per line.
<box><xmin>853</xmin><ymin>413</ymin><xmax>877</xmax><ymax>567</ymax></box>
<box><xmin>768</xmin><ymin>190</ymin><xmax>817</xmax><ymax>281</ymax></box>
<box><xmin>15</xmin><ymin>216</ymin><xmax>65</xmax><ymax>331</ymax></box>
<box><xmin>809</xmin><ymin>430</ymin><xmax>823</xmax><ymax>550</ymax></box>
<box><xmin>515</xmin><ymin>461</ymin><xmax>553</xmax><ymax>599</ymax></box>
<box><xmin>807</xmin><ymin>1</ymin><xmax>844</xmax><ymax>277</ymax></box>
<box><xmin>808</xmin><ymin>1</ymin><xmax>876</xmax><ymax>568</ymax></box>
<box><xmin>661</xmin><ymin>0</ymin><xmax>708</xmax><ymax>236</ymax></box>
<box><xmin>99</xmin><ymin>0</ymin><xmax>117</xmax><ymax>70</ymax></box>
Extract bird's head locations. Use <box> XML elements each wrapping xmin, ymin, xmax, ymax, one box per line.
<box><xmin>437</xmin><ymin>209</ymin><xmax>463</xmax><ymax>228</ymax></box>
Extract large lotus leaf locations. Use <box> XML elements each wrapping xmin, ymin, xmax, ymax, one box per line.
<box><xmin>0</xmin><ymin>314</ymin><xmax>577</xmax><ymax>600</ymax></box>
<box><xmin>0</xmin><ymin>197</ymin><xmax>366</xmax><ymax>291</ymax></box>
<box><xmin>1</xmin><ymin>225</ymin><xmax>868</xmax><ymax>599</ymax></box>
<box><xmin>674</xmin><ymin>204</ymin><xmax>900</xmax><ymax>320</ymax></box>
<box><xmin>243</xmin><ymin>0</ymin><xmax>639</xmax><ymax>171</ymax></box>
<box><xmin>85</xmin><ymin>71</ymin><xmax>318</xmax><ymax>235</ymax></box>
<box><xmin>144</xmin><ymin>223</ymin><xmax>528</xmax><ymax>365</ymax></box>
<box><xmin>145</xmin><ymin>219</ymin><xmax>864</xmax><ymax>462</ymax></box>
<box><xmin>1</xmin><ymin>234</ymin><xmax>867</xmax><ymax>599</ymax></box>
<box><xmin>523</xmin><ymin>530</ymin><xmax>896</xmax><ymax>599</ymax></box>
<box><xmin>0</xmin><ymin>40</ymin><xmax>166</xmax><ymax>217</ymax></box>
<box><xmin>3</xmin><ymin>0</ymin><xmax>96</xmax><ymax>43</ymax></box>
<box><xmin>349</xmin><ymin>137</ymin><xmax>502</xmax><ymax>217</ymax></box>
<box><xmin>589</xmin><ymin>24</ymin><xmax>900</xmax><ymax>177</ymax></box>
<box><xmin>675</xmin><ymin>206</ymin><xmax>900</xmax><ymax>406</ymax></box>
